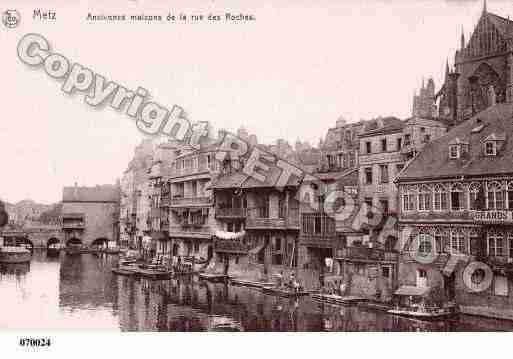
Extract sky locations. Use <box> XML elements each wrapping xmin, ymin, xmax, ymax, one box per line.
<box><xmin>1</xmin><ymin>0</ymin><xmax>512</xmax><ymax>204</ymax></box>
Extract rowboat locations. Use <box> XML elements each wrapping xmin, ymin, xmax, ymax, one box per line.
<box><xmin>387</xmin><ymin>306</ymin><xmax>456</xmax><ymax>320</ymax></box>
<box><xmin>311</xmin><ymin>293</ymin><xmax>368</xmax><ymax>305</ymax></box>
<box><xmin>229</xmin><ymin>278</ymin><xmax>275</xmax><ymax>288</ymax></box>
<box><xmin>198</xmin><ymin>273</ymin><xmax>230</xmax><ymax>282</ymax></box>
<box><xmin>261</xmin><ymin>286</ymin><xmax>310</xmax><ymax>298</ymax></box>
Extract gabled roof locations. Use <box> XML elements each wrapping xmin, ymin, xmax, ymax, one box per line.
<box><xmin>358</xmin><ymin>117</ymin><xmax>404</xmax><ymax>137</ymax></box>
<box><xmin>483</xmin><ymin>133</ymin><xmax>506</xmax><ymax>142</ymax></box>
<box><xmin>397</xmin><ymin>103</ymin><xmax>513</xmax><ymax>182</ymax></box>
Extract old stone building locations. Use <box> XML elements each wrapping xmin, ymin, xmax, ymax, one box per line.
<box><xmin>438</xmin><ymin>2</ymin><xmax>513</xmax><ymax>123</ymax></box>
<box><xmin>412</xmin><ymin>78</ymin><xmax>437</xmax><ymax>118</ymax></box>
<box><xmin>397</xmin><ymin>103</ymin><xmax>513</xmax><ymax>320</ymax></box>
<box><xmin>62</xmin><ymin>183</ymin><xmax>120</xmax><ymax>247</ymax></box>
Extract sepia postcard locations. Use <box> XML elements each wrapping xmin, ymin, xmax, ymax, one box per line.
<box><xmin>1</xmin><ymin>0</ymin><xmax>513</xmax><ymax>356</ymax></box>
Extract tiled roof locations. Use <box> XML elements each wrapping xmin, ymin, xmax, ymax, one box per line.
<box><xmin>359</xmin><ymin>117</ymin><xmax>404</xmax><ymax>137</ymax></box>
<box><xmin>62</xmin><ymin>185</ymin><xmax>119</xmax><ymax>202</ymax></box>
<box><xmin>397</xmin><ymin>103</ymin><xmax>513</xmax><ymax>182</ymax></box>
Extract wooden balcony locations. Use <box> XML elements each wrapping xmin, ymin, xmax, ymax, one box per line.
<box><xmin>170</xmin><ymin>196</ymin><xmax>211</xmax><ymax>207</ymax></box>
<box><xmin>168</xmin><ymin>225</ymin><xmax>213</xmax><ymax>239</ymax></box>
<box><xmin>215</xmin><ymin>207</ymin><xmax>248</xmax><ymax>219</ymax></box>
<box><xmin>214</xmin><ymin>240</ymin><xmax>253</xmax><ymax>254</ymax></box>
<box><xmin>335</xmin><ymin>247</ymin><xmax>398</xmax><ymax>263</ymax></box>
<box><xmin>245</xmin><ymin>207</ymin><xmax>299</xmax><ymax>230</ymax></box>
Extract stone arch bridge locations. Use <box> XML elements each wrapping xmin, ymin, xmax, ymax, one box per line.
<box><xmin>0</xmin><ymin>228</ymin><xmax>64</xmax><ymax>248</ymax></box>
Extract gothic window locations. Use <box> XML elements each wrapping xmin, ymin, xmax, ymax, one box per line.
<box><xmin>450</xmin><ymin>183</ymin><xmax>464</xmax><ymax>211</ymax></box>
<box><xmin>469</xmin><ymin>182</ymin><xmax>481</xmax><ymax>210</ymax></box>
<box><xmin>402</xmin><ymin>186</ymin><xmax>416</xmax><ymax>212</ymax></box>
<box><xmin>418</xmin><ymin>185</ymin><xmax>432</xmax><ymax>211</ymax></box>
<box><xmin>488</xmin><ymin>230</ymin><xmax>504</xmax><ymax>257</ymax></box>
<box><xmin>434</xmin><ymin>184</ymin><xmax>448</xmax><ymax>211</ymax></box>
<box><xmin>508</xmin><ymin>182</ymin><xmax>513</xmax><ymax>209</ymax></box>
<box><xmin>487</xmin><ymin>181</ymin><xmax>505</xmax><ymax>210</ymax></box>
<box><xmin>469</xmin><ymin>230</ymin><xmax>480</xmax><ymax>256</ymax></box>
<box><xmin>450</xmin><ymin>229</ymin><xmax>466</xmax><ymax>254</ymax></box>
<box><xmin>434</xmin><ymin>229</ymin><xmax>448</xmax><ymax>254</ymax></box>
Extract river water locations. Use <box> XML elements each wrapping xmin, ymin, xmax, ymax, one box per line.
<box><xmin>1</xmin><ymin>250</ymin><xmax>513</xmax><ymax>331</ymax></box>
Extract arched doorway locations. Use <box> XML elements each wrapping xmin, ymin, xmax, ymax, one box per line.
<box><xmin>47</xmin><ymin>237</ymin><xmax>61</xmax><ymax>256</ymax></box>
<box><xmin>91</xmin><ymin>237</ymin><xmax>109</xmax><ymax>250</ymax></box>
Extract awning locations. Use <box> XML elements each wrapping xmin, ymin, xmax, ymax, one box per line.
<box><xmin>214</xmin><ymin>230</ymin><xmax>246</xmax><ymax>240</ymax></box>
<box><xmin>394</xmin><ymin>285</ymin><xmax>431</xmax><ymax>297</ymax></box>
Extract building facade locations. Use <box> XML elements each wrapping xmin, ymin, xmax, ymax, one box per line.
<box><xmin>61</xmin><ymin>183</ymin><xmax>120</xmax><ymax>247</ymax></box>
<box><xmin>397</xmin><ymin>103</ymin><xmax>513</xmax><ymax>320</ymax></box>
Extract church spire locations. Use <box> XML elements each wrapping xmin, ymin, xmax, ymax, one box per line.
<box><xmin>483</xmin><ymin>0</ymin><xmax>487</xmax><ymax>14</ymax></box>
<box><xmin>461</xmin><ymin>26</ymin><xmax>465</xmax><ymax>50</ymax></box>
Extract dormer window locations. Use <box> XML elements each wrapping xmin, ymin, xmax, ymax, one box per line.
<box><xmin>449</xmin><ymin>145</ymin><xmax>459</xmax><ymax>159</ymax></box>
<box><xmin>482</xmin><ymin>133</ymin><xmax>505</xmax><ymax>156</ymax></box>
<box><xmin>448</xmin><ymin>137</ymin><xmax>469</xmax><ymax>159</ymax></box>
<box><xmin>485</xmin><ymin>141</ymin><xmax>497</xmax><ymax>156</ymax></box>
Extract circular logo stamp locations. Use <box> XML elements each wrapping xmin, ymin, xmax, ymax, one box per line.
<box><xmin>2</xmin><ymin>9</ymin><xmax>20</xmax><ymax>29</ymax></box>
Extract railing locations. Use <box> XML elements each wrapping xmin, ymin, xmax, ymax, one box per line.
<box><xmin>168</xmin><ymin>225</ymin><xmax>212</xmax><ymax>234</ymax></box>
<box><xmin>62</xmin><ymin>222</ymin><xmax>85</xmax><ymax>229</ymax></box>
<box><xmin>169</xmin><ymin>164</ymin><xmax>217</xmax><ymax>178</ymax></box>
<box><xmin>300</xmin><ymin>213</ymin><xmax>336</xmax><ymax>237</ymax></box>
<box><xmin>335</xmin><ymin>247</ymin><xmax>398</xmax><ymax>262</ymax></box>
<box><xmin>215</xmin><ymin>207</ymin><xmax>248</xmax><ymax>218</ymax></box>
<box><xmin>170</xmin><ymin>196</ymin><xmax>211</xmax><ymax>206</ymax></box>
<box><xmin>214</xmin><ymin>240</ymin><xmax>253</xmax><ymax>254</ymax></box>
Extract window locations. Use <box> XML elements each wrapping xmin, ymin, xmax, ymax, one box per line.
<box><xmin>194</xmin><ymin>242</ymin><xmax>200</xmax><ymax>253</ymax></box>
<box><xmin>434</xmin><ymin>184</ymin><xmax>448</xmax><ymax>211</ymax></box>
<box><xmin>451</xmin><ymin>230</ymin><xmax>466</xmax><ymax>254</ymax></box>
<box><xmin>469</xmin><ymin>230</ymin><xmax>480</xmax><ymax>256</ymax></box>
<box><xmin>364</xmin><ymin>197</ymin><xmax>373</xmax><ymax>207</ymax></box>
<box><xmin>449</xmin><ymin>145</ymin><xmax>459</xmax><ymax>159</ymax></box>
<box><xmin>450</xmin><ymin>183</ymin><xmax>464</xmax><ymax>211</ymax></box>
<box><xmin>469</xmin><ymin>183</ymin><xmax>481</xmax><ymax>210</ymax></box>
<box><xmin>508</xmin><ymin>232</ymin><xmax>513</xmax><ymax>258</ymax></box>
<box><xmin>417</xmin><ymin>269</ymin><xmax>427</xmax><ymax>278</ymax></box>
<box><xmin>365</xmin><ymin>141</ymin><xmax>372</xmax><ymax>154</ymax></box>
<box><xmin>402</xmin><ymin>187</ymin><xmax>415</xmax><ymax>211</ymax></box>
<box><xmin>420</xmin><ymin>127</ymin><xmax>426</xmax><ymax>133</ymax></box>
<box><xmin>396</xmin><ymin>164</ymin><xmax>404</xmax><ymax>174</ymax></box>
<box><xmin>397</xmin><ymin>138</ymin><xmax>402</xmax><ymax>150</ymax></box>
<box><xmin>434</xmin><ymin>229</ymin><xmax>448</xmax><ymax>253</ymax></box>
<box><xmin>379</xmin><ymin>165</ymin><xmax>389</xmax><ymax>183</ymax></box>
<box><xmin>487</xmin><ymin>182</ymin><xmax>505</xmax><ymax>210</ymax></box>
<box><xmin>382</xmin><ymin>267</ymin><xmax>390</xmax><ymax>278</ymax></box>
<box><xmin>364</xmin><ymin>167</ymin><xmax>373</xmax><ymax>184</ymax></box>
<box><xmin>418</xmin><ymin>185</ymin><xmax>432</xmax><ymax>211</ymax></box>
<box><xmin>423</xmin><ymin>134</ymin><xmax>431</xmax><ymax>143</ymax></box>
<box><xmin>494</xmin><ymin>275</ymin><xmax>508</xmax><ymax>296</ymax></box>
<box><xmin>488</xmin><ymin>231</ymin><xmax>504</xmax><ymax>256</ymax></box>
<box><xmin>508</xmin><ymin>182</ymin><xmax>513</xmax><ymax>209</ymax></box>
<box><xmin>485</xmin><ymin>141</ymin><xmax>497</xmax><ymax>156</ymax></box>
<box><xmin>418</xmin><ymin>233</ymin><xmax>433</xmax><ymax>257</ymax></box>
<box><xmin>381</xmin><ymin>138</ymin><xmax>387</xmax><ymax>152</ymax></box>
<box><xmin>404</xmin><ymin>134</ymin><xmax>411</xmax><ymax>146</ymax></box>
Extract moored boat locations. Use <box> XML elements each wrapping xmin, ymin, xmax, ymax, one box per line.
<box><xmin>0</xmin><ymin>246</ymin><xmax>32</xmax><ymax>263</ymax></box>
<box><xmin>387</xmin><ymin>306</ymin><xmax>456</xmax><ymax>320</ymax></box>
<box><xmin>261</xmin><ymin>286</ymin><xmax>311</xmax><ymax>298</ymax></box>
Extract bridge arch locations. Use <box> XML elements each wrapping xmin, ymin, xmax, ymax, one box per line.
<box><xmin>47</xmin><ymin>237</ymin><xmax>60</xmax><ymax>249</ymax></box>
<box><xmin>91</xmin><ymin>237</ymin><xmax>109</xmax><ymax>249</ymax></box>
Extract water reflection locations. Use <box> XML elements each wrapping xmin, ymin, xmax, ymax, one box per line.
<box><xmin>1</xmin><ymin>250</ymin><xmax>513</xmax><ymax>331</ymax></box>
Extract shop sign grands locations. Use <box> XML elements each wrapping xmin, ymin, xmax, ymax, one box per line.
<box><xmin>472</xmin><ymin>211</ymin><xmax>513</xmax><ymax>223</ymax></box>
